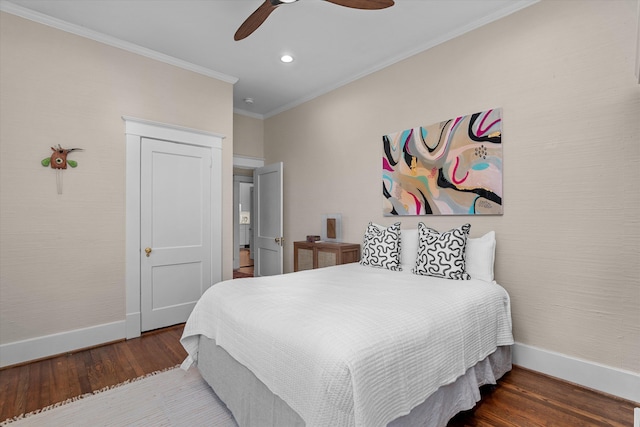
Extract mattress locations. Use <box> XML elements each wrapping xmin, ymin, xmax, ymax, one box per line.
<box><xmin>181</xmin><ymin>263</ymin><xmax>513</xmax><ymax>427</ymax></box>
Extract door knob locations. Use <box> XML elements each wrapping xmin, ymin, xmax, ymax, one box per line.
<box><xmin>274</xmin><ymin>237</ymin><xmax>284</xmax><ymax>246</ymax></box>
<box><xmin>145</xmin><ymin>247</ymin><xmax>152</xmax><ymax>257</ymax></box>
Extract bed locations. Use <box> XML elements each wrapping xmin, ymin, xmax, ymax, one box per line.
<box><xmin>181</xmin><ymin>225</ymin><xmax>513</xmax><ymax>427</ymax></box>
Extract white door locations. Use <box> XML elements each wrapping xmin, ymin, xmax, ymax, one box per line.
<box><xmin>140</xmin><ymin>138</ymin><xmax>212</xmax><ymax>331</ymax></box>
<box><xmin>253</xmin><ymin>162</ymin><xmax>283</xmax><ymax>277</ymax></box>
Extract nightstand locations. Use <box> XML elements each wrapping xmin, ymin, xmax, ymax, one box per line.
<box><xmin>293</xmin><ymin>241</ymin><xmax>360</xmax><ymax>272</ymax></box>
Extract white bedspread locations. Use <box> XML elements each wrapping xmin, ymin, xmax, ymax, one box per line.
<box><xmin>181</xmin><ymin>263</ymin><xmax>513</xmax><ymax>427</ymax></box>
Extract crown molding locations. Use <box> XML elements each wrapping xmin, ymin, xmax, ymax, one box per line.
<box><xmin>263</xmin><ymin>0</ymin><xmax>539</xmax><ymax>118</ymax></box>
<box><xmin>0</xmin><ymin>1</ymin><xmax>238</xmax><ymax>85</ymax></box>
<box><xmin>233</xmin><ymin>108</ymin><xmax>265</xmax><ymax>120</ymax></box>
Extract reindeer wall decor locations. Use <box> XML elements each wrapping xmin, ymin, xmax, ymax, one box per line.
<box><xmin>41</xmin><ymin>145</ymin><xmax>83</xmax><ymax>194</ymax></box>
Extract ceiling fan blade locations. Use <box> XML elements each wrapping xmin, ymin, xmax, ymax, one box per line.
<box><xmin>323</xmin><ymin>0</ymin><xmax>394</xmax><ymax>10</ymax></box>
<box><xmin>234</xmin><ymin>0</ymin><xmax>280</xmax><ymax>41</ymax></box>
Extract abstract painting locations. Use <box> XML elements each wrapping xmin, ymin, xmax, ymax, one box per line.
<box><xmin>383</xmin><ymin>108</ymin><xmax>503</xmax><ymax>216</ymax></box>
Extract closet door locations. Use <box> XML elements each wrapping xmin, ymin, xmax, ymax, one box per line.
<box><xmin>140</xmin><ymin>138</ymin><xmax>212</xmax><ymax>331</ymax></box>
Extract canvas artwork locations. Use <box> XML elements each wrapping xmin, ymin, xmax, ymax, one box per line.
<box><xmin>382</xmin><ymin>108</ymin><xmax>503</xmax><ymax>216</ymax></box>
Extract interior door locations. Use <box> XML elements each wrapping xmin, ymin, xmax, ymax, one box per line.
<box><xmin>253</xmin><ymin>162</ymin><xmax>283</xmax><ymax>276</ymax></box>
<box><xmin>140</xmin><ymin>137</ymin><xmax>212</xmax><ymax>331</ymax></box>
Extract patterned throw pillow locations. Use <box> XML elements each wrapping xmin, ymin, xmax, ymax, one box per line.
<box><xmin>360</xmin><ymin>222</ymin><xmax>402</xmax><ymax>271</ymax></box>
<box><xmin>413</xmin><ymin>223</ymin><xmax>471</xmax><ymax>280</ymax></box>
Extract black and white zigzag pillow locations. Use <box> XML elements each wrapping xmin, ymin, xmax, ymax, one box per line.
<box><xmin>360</xmin><ymin>222</ymin><xmax>402</xmax><ymax>271</ymax></box>
<box><xmin>413</xmin><ymin>223</ymin><xmax>471</xmax><ymax>280</ymax></box>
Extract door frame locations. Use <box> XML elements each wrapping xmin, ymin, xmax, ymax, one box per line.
<box><xmin>123</xmin><ymin>116</ymin><xmax>224</xmax><ymax>339</ymax></box>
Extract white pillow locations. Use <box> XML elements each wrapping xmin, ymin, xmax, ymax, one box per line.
<box><xmin>400</xmin><ymin>228</ymin><xmax>419</xmax><ymax>268</ymax></box>
<box><xmin>465</xmin><ymin>231</ymin><xmax>496</xmax><ymax>282</ymax></box>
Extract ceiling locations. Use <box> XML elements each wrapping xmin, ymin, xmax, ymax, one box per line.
<box><xmin>3</xmin><ymin>0</ymin><xmax>537</xmax><ymax>118</ymax></box>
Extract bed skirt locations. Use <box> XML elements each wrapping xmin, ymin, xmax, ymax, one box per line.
<box><xmin>197</xmin><ymin>336</ymin><xmax>511</xmax><ymax>427</ymax></box>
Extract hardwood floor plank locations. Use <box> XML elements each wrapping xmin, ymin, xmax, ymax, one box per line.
<box><xmin>54</xmin><ymin>354</ymin><xmax>83</xmax><ymax>402</ymax></box>
<box><xmin>114</xmin><ymin>338</ymin><xmax>146</xmax><ymax>378</ymax></box>
<box><xmin>91</xmin><ymin>344</ymin><xmax>121</xmax><ymax>389</ymax></box>
<box><xmin>122</xmin><ymin>332</ymin><xmax>169</xmax><ymax>374</ymax></box>
<box><xmin>0</xmin><ymin>365</ymin><xmax>19</xmax><ymax>419</ymax></box>
<box><xmin>156</xmin><ymin>327</ymin><xmax>188</xmax><ymax>363</ymax></box>
<box><xmin>0</xmin><ymin>324</ymin><xmax>635</xmax><ymax>426</ymax></box>
<box><xmin>84</xmin><ymin>347</ymin><xmax>105</xmax><ymax>391</ymax></box>
<box><xmin>25</xmin><ymin>361</ymin><xmax>42</xmax><ymax>414</ymax></box>
<box><xmin>72</xmin><ymin>349</ymin><xmax>94</xmax><ymax>396</ymax></box>
<box><xmin>38</xmin><ymin>358</ymin><xmax>55</xmax><ymax>412</ymax></box>
<box><xmin>49</xmin><ymin>355</ymin><xmax>68</xmax><ymax>404</ymax></box>
<box><xmin>109</xmin><ymin>340</ymin><xmax>140</xmax><ymax>382</ymax></box>
<box><xmin>16</xmin><ymin>365</ymin><xmax>31</xmax><ymax>418</ymax></box>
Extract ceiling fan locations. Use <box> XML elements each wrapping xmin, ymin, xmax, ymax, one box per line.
<box><xmin>234</xmin><ymin>0</ymin><xmax>395</xmax><ymax>41</ymax></box>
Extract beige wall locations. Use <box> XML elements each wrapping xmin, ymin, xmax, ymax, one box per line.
<box><xmin>265</xmin><ymin>0</ymin><xmax>640</xmax><ymax>374</ymax></box>
<box><xmin>0</xmin><ymin>12</ymin><xmax>234</xmax><ymax>344</ymax></box>
<box><xmin>233</xmin><ymin>113</ymin><xmax>264</xmax><ymax>159</ymax></box>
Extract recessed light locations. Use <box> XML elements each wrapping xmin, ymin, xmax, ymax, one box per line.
<box><xmin>280</xmin><ymin>54</ymin><xmax>294</xmax><ymax>63</ymax></box>
<box><xmin>244</xmin><ymin>97</ymin><xmax>254</xmax><ymax>104</ymax></box>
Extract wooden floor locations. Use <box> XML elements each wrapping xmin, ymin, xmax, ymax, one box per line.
<box><xmin>0</xmin><ymin>325</ymin><xmax>187</xmax><ymax>423</ymax></box>
<box><xmin>448</xmin><ymin>369</ymin><xmax>635</xmax><ymax>427</ymax></box>
<box><xmin>0</xmin><ymin>324</ymin><xmax>635</xmax><ymax>426</ymax></box>
<box><xmin>233</xmin><ymin>265</ymin><xmax>254</xmax><ymax>278</ymax></box>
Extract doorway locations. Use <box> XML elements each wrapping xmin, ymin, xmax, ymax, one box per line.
<box><xmin>231</xmin><ymin>157</ymin><xmax>284</xmax><ymax>278</ymax></box>
<box><xmin>233</xmin><ymin>174</ymin><xmax>254</xmax><ymax>278</ymax></box>
<box><xmin>232</xmin><ymin>156</ymin><xmax>263</xmax><ymax>278</ymax></box>
<box><xmin>124</xmin><ymin>117</ymin><xmax>223</xmax><ymax>339</ymax></box>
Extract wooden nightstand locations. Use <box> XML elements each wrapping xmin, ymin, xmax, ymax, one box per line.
<box><xmin>293</xmin><ymin>241</ymin><xmax>360</xmax><ymax>272</ymax></box>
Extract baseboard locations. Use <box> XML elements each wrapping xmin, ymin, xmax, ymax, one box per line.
<box><xmin>513</xmin><ymin>342</ymin><xmax>640</xmax><ymax>403</ymax></box>
<box><xmin>2</xmin><ymin>329</ymin><xmax>637</xmax><ymax>403</ymax></box>
<box><xmin>0</xmin><ymin>321</ymin><xmax>126</xmax><ymax>368</ymax></box>
<box><xmin>126</xmin><ymin>312</ymin><xmax>141</xmax><ymax>340</ymax></box>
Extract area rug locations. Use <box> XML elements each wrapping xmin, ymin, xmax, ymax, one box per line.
<box><xmin>1</xmin><ymin>367</ymin><xmax>238</xmax><ymax>426</ymax></box>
